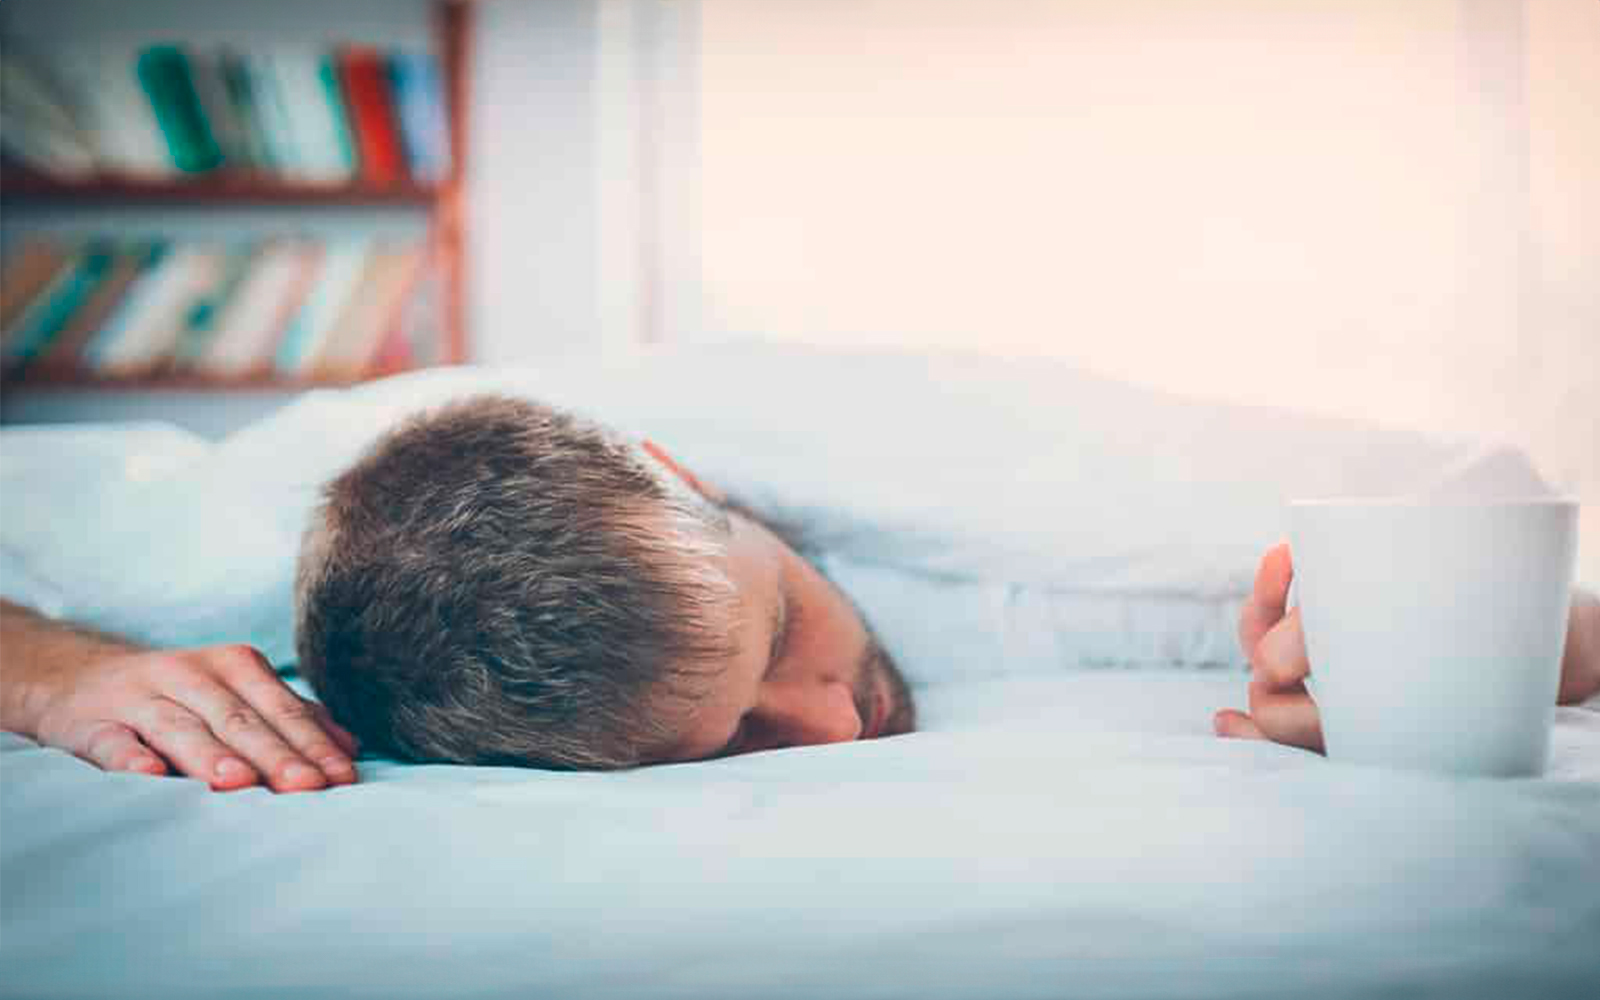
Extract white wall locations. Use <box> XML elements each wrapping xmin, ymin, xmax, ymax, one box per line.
<box><xmin>691</xmin><ymin>0</ymin><xmax>1597</xmax><ymax>493</ymax></box>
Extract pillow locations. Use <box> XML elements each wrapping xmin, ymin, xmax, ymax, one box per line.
<box><xmin>2</xmin><ymin>341</ymin><xmax>1494</xmax><ymax>683</ymax></box>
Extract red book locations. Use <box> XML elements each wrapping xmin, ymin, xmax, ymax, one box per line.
<box><xmin>367</xmin><ymin>314</ymin><xmax>414</xmax><ymax>376</ymax></box>
<box><xmin>362</xmin><ymin>246</ymin><xmax>428</xmax><ymax>376</ymax></box>
<box><xmin>337</xmin><ymin>47</ymin><xmax>406</xmax><ymax>185</ymax></box>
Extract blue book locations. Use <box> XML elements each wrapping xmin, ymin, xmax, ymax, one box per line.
<box><xmin>387</xmin><ymin>52</ymin><xmax>451</xmax><ymax>184</ymax></box>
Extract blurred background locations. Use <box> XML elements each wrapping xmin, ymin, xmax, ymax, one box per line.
<box><xmin>1</xmin><ymin>1</ymin><xmax>1595</xmax><ymax>516</ymax></box>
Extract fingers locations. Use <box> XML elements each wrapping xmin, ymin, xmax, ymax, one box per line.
<box><xmin>1253</xmin><ymin>541</ymin><xmax>1294</xmax><ymax>609</ymax></box>
<box><xmin>127</xmin><ymin>697</ymin><xmax>263</xmax><ymax>791</ymax></box>
<box><xmin>26</xmin><ymin>642</ymin><xmax>359</xmax><ymax>793</ymax></box>
<box><xmin>217</xmin><ymin>646</ymin><xmax>355</xmax><ymax>787</ymax></box>
<box><xmin>310</xmin><ymin>702</ymin><xmax>360</xmax><ymax>757</ymax></box>
<box><xmin>1212</xmin><ymin>709</ymin><xmax>1265</xmax><ymax>740</ymax></box>
<box><xmin>172</xmin><ymin>648</ymin><xmax>354</xmax><ymax>791</ymax></box>
<box><xmin>1238</xmin><ymin>541</ymin><xmax>1294</xmax><ymax>654</ymax></box>
<box><xmin>171</xmin><ymin>686</ymin><xmax>333</xmax><ymax>793</ymax></box>
<box><xmin>1246</xmin><ymin>679</ymin><xmax>1324</xmax><ymax>753</ymax></box>
<box><xmin>66</xmin><ymin>720</ymin><xmax>168</xmax><ymax>776</ymax></box>
<box><xmin>1252</xmin><ymin>608</ymin><xmax>1311</xmax><ymax>688</ymax></box>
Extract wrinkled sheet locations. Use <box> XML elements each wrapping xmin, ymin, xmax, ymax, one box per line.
<box><xmin>4</xmin><ymin>672</ymin><xmax>1599</xmax><ymax>1000</ymax></box>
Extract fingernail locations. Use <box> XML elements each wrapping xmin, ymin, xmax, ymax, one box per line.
<box><xmin>320</xmin><ymin>757</ymin><xmax>354</xmax><ymax>778</ymax></box>
<box><xmin>131</xmin><ymin>756</ymin><xmax>162</xmax><ymax>774</ymax></box>
<box><xmin>283</xmin><ymin>763</ymin><xmax>320</xmax><ymax>785</ymax></box>
<box><xmin>215</xmin><ymin>758</ymin><xmax>249</xmax><ymax>780</ymax></box>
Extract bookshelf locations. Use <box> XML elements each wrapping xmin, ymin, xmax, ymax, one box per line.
<box><xmin>0</xmin><ymin>173</ymin><xmax>442</xmax><ymax>207</ymax></box>
<box><xmin>0</xmin><ymin>0</ymin><xmax>473</xmax><ymax>393</ymax></box>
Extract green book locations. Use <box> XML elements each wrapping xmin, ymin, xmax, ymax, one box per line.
<box><xmin>317</xmin><ymin>54</ymin><xmax>357</xmax><ymax>176</ymax></box>
<box><xmin>136</xmin><ymin>44</ymin><xmax>223</xmax><ymax>173</ymax></box>
<box><xmin>2</xmin><ymin>242</ymin><xmax>115</xmax><ymax>369</ymax></box>
<box><xmin>219</xmin><ymin>49</ymin><xmax>274</xmax><ymax>171</ymax></box>
<box><xmin>169</xmin><ymin>242</ymin><xmax>258</xmax><ymax>368</ymax></box>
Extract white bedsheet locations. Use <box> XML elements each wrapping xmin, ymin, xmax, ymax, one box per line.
<box><xmin>3</xmin><ymin>347</ymin><xmax>1598</xmax><ymax>999</ymax></box>
<box><xmin>4</xmin><ymin>672</ymin><xmax>1599</xmax><ymax>1000</ymax></box>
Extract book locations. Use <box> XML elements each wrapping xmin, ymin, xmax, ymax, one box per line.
<box><xmin>33</xmin><ymin>243</ymin><xmax>162</xmax><ymax>377</ymax></box>
<box><xmin>1</xmin><ymin>239</ymin><xmax>75</xmax><ymax>332</ymax></box>
<box><xmin>80</xmin><ymin>243</ymin><xmax>169</xmax><ymax>365</ymax></box>
<box><xmin>274</xmin><ymin>240</ymin><xmax>372</xmax><ymax>372</ymax></box>
<box><xmin>195</xmin><ymin>241</ymin><xmax>318</xmax><ymax>377</ymax></box>
<box><xmin>89</xmin><ymin>246</ymin><xmax>224</xmax><ymax>377</ymax></box>
<box><xmin>387</xmin><ymin>242</ymin><xmax>446</xmax><ymax>368</ymax></box>
<box><xmin>0</xmin><ymin>53</ymin><xmax>84</xmax><ymax>140</ymax></box>
<box><xmin>337</xmin><ymin>46</ymin><xmax>406</xmax><ymax>185</ymax></box>
<box><xmin>136</xmin><ymin>45</ymin><xmax>224</xmax><ymax>173</ymax></box>
<box><xmin>388</xmin><ymin>52</ymin><xmax>451</xmax><ymax>184</ymax></box>
<box><xmin>218</xmin><ymin>49</ymin><xmax>275</xmax><ymax>172</ymax></box>
<box><xmin>243</xmin><ymin>52</ymin><xmax>302</xmax><ymax>179</ymax></box>
<box><xmin>52</xmin><ymin>47</ymin><xmax>173</xmax><ymax>178</ymax></box>
<box><xmin>0</xmin><ymin>54</ymin><xmax>97</xmax><ymax>178</ymax></box>
<box><xmin>305</xmin><ymin>243</ymin><xmax>423</xmax><ymax>379</ymax></box>
<box><xmin>271</xmin><ymin>49</ymin><xmax>357</xmax><ymax>183</ymax></box>
<box><xmin>166</xmin><ymin>243</ymin><xmax>259</xmax><ymax>370</ymax></box>
<box><xmin>366</xmin><ymin>312</ymin><xmax>414</xmax><ymax>376</ymax></box>
<box><xmin>317</xmin><ymin>55</ymin><xmax>360</xmax><ymax>182</ymax></box>
<box><xmin>1</xmin><ymin>243</ymin><xmax>115</xmax><ymax>372</ymax></box>
<box><xmin>186</xmin><ymin>49</ymin><xmax>252</xmax><ymax>171</ymax></box>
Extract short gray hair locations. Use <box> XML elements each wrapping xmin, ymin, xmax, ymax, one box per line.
<box><xmin>293</xmin><ymin>394</ymin><xmax>739</xmax><ymax>769</ymax></box>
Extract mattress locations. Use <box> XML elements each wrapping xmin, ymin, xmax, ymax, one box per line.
<box><xmin>4</xmin><ymin>671</ymin><xmax>1599</xmax><ymax>1000</ymax></box>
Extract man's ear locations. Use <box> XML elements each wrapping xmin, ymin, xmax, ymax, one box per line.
<box><xmin>641</xmin><ymin>440</ymin><xmax>726</xmax><ymax>504</ymax></box>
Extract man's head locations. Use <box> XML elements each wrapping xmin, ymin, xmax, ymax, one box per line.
<box><xmin>294</xmin><ymin>394</ymin><xmax>915</xmax><ymax>770</ymax></box>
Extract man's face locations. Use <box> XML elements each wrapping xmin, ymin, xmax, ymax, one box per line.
<box><xmin>650</xmin><ymin>502</ymin><xmax>917</xmax><ymax>763</ymax></box>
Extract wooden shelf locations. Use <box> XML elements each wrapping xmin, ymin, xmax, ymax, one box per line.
<box><xmin>0</xmin><ymin>171</ymin><xmax>442</xmax><ymax>207</ymax></box>
<box><xmin>1</xmin><ymin>370</ymin><xmax>378</xmax><ymax>392</ymax></box>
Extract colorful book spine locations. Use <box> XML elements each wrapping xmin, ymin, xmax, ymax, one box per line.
<box><xmin>218</xmin><ymin>49</ymin><xmax>275</xmax><ymax>172</ymax></box>
<box><xmin>197</xmin><ymin>241</ymin><xmax>317</xmax><ymax>376</ymax></box>
<box><xmin>2</xmin><ymin>244</ymin><xmax>113</xmax><ymax>370</ymax></box>
<box><xmin>0</xmin><ymin>54</ymin><xmax>98</xmax><ymax>178</ymax></box>
<box><xmin>308</xmin><ymin>243</ymin><xmax>424</xmax><ymax>379</ymax></box>
<box><xmin>34</xmin><ymin>243</ymin><xmax>161</xmax><ymax>377</ymax></box>
<box><xmin>271</xmin><ymin>49</ymin><xmax>357</xmax><ymax>183</ymax></box>
<box><xmin>274</xmin><ymin>240</ymin><xmax>372</xmax><ymax>373</ymax></box>
<box><xmin>337</xmin><ymin>46</ymin><xmax>407</xmax><ymax>186</ymax></box>
<box><xmin>388</xmin><ymin>52</ymin><xmax>451</xmax><ymax>184</ymax></box>
<box><xmin>186</xmin><ymin>49</ymin><xmax>251</xmax><ymax>170</ymax></box>
<box><xmin>50</xmin><ymin>48</ymin><xmax>173</xmax><ymax>178</ymax></box>
<box><xmin>166</xmin><ymin>244</ymin><xmax>259</xmax><ymax>370</ymax></box>
<box><xmin>89</xmin><ymin>246</ymin><xmax>222</xmax><ymax>376</ymax></box>
<box><xmin>318</xmin><ymin>54</ymin><xmax>359</xmax><ymax>180</ymax></box>
<box><xmin>136</xmin><ymin>45</ymin><xmax>223</xmax><ymax>174</ymax></box>
<box><xmin>0</xmin><ymin>239</ymin><xmax>74</xmax><ymax>333</ymax></box>
<box><xmin>243</xmin><ymin>52</ymin><xmax>303</xmax><ymax>179</ymax></box>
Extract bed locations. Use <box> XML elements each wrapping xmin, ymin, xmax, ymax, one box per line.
<box><xmin>3</xmin><ymin>343</ymin><xmax>1597</xmax><ymax>1000</ymax></box>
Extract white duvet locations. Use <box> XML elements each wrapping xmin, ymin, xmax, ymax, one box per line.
<box><xmin>2</xmin><ymin>344</ymin><xmax>1597</xmax><ymax>999</ymax></box>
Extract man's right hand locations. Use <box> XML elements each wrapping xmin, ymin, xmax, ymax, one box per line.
<box><xmin>10</xmin><ymin>638</ymin><xmax>359</xmax><ymax>793</ymax></box>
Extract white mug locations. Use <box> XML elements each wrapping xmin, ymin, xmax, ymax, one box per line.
<box><xmin>1288</xmin><ymin>499</ymin><xmax>1578</xmax><ymax>777</ymax></box>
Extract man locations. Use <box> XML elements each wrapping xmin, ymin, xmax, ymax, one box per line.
<box><xmin>1</xmin><ymin>395</ymin><xmax>1597</xmax><ymax>790</ymax></box>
